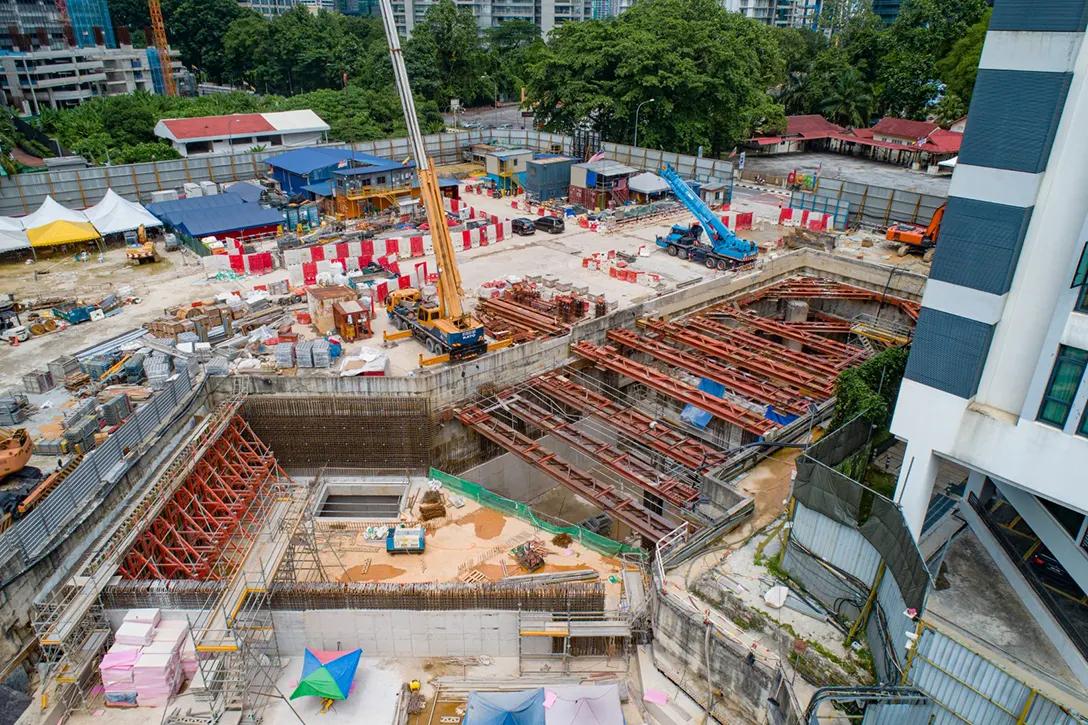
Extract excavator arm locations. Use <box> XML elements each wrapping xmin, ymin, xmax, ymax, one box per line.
<box><xmin>376</xmin><ymin>0</ymin><xmax>471</xmax><ymax>326</ymax></box>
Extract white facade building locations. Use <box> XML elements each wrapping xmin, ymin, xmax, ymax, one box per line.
<box><xmin>891</xmin><ymin>1</ymin><xmax>1088</xmax><ymax>688</ymax></box>
<box><xmin>153</xmin><ymin>110</ymin><xmax>331</xmax><ymax>157</ymax></box>
<box><xmin>0</xmin><ymin>44</ymin><xmax>182</xmax><ymax>113</ymax></box>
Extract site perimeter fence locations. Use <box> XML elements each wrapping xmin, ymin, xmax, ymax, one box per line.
<box><xmin>0</xmin><ymin>364</ymin><xmax>201</xmax><ymax>585</ymax></box>
<box><xmin>809</xmin><ymin>178</ymin><xmax>946</xmax><ymax>230</ymax></box>
<box><xmin>0</xmin><ymin>130</ymin><xmax>734</xmax><ymax>217</ymax></box>
<box><xmin>429</xmin><ymin>468</ymin><xmax>645</xmax><ymax>559</ymax></box>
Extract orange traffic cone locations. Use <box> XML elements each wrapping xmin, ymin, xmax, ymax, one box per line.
<box><xmin>10</xmin><ymin>334</ymin><xmax>18</xmax><ymax>347</ymax></box>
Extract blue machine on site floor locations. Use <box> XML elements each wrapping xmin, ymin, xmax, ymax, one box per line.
<box><xmin>655</xmin><ymin>164</ymin><xmax>759</xmax><ymax>270</ymax></box>
<box><xmin>386</xmin><ymin>526</ymin><xmax>425</xmax><ymax>553</ymax></box>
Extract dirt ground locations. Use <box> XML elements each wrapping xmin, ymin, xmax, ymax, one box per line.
<box><xmin>319</xmin><ymin>494</ymin><xmax>627</xmax><ymax>608</ymax></box>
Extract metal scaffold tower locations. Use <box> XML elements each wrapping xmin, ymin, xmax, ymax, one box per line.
<box><xmin>31</xmin><ymin>394</ymin><xmax>323</xmax><ymax>723</ymax></box>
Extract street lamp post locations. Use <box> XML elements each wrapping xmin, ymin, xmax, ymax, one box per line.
<box><xmin>634</xmin><ymin>98</ymin><xmax>655</xmax><ymax>149</ymax></box>
<box><xmin>227</xmin><ymin>118</ymin><xmax>236</xmax><ymax>155</ymax></box>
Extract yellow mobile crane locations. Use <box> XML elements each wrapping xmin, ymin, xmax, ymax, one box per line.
<box><xmin>377</xmin><ymin>0</ymin><xmax>488</xmax><ymax>363</ymax></box>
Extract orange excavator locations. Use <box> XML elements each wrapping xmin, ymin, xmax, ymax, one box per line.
<box><xmin>0</xmin><ymin>428</ymin><xmax>32</xmax><ymax>480</ymax></box>
<box><xmin>887</xmin><ymin>203</ymin><xmax>945</xmax><ymax>263</ymax></box>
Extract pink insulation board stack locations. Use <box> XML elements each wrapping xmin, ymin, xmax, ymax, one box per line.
<box><xmin>101</xmin><ymin>613</ymin><xmax>193</xmax><ymax>707</ymax></box>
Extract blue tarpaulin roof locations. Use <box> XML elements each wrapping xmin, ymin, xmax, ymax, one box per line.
<box><xmin>333</xmin><ymin>156</ymin><xmax>416</xmax><ymax>177</ymax></box>
<box><xmin>170</xmin><ymin>203</ymin><xmax>284</xmax><ymax>238</ymax></box>
<box><xmin>148</xmin><ymin>194</ymin><xmax>246</xmax><ymax>226</ymax></box>
<box><xmin>464</xmin><ymin>689</ymin><xmax>545</xmax><ymax>725</ymax></box>
<box><xmin>302</xmin><ymin>181</ymin><xmax>334</xmax><ymax>197</ymax></box>
<box><xmin>264</xmin><ymin>148</ymin><xmax>355</xmax><ymax>176</ymax></box>
<box><xmin>438</xmin><ymin>178</ymin><xmax>460</xmax><ymax>188</ymax></box>
<box><xmin>224</xmin><ymin>181</ymin><xmax>263</xmax><ymax>203</ymax></box>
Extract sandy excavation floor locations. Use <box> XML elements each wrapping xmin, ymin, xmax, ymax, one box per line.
<box><xmin>316</xmin><ymin>495</ymin><xmax>631</xmax><ymax>609</ymax></box>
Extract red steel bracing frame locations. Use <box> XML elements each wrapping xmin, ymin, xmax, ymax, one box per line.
<box><xmin>497</xmin><ymin>393</ymin><xmax>700</xmax><ymax>507</ymax></box>
<box><xmin>119</xmin><ymin>415</ymin><xmax>282</xmax><ymax>581</ymax></box>
<box><xmin>708</xmin><ymin>307</ymin><xmax>867</xmax><ymax>361</ymax></box>
<box><xmin>456</xmin><ymin>405</ymin><xmax>677</xmax><ymax>540</ymax></box>
<box><xmin>571</xmin><ymin>341</ymin><xmax>778</xmax><ymax>437</ymax></box>
<box><xmin>777</xmin><ymin>320</ymin><xmax>853</xmax><ymax>334</ymax></box>
<box><xmin>680</xmin><ymin>318</ymin><xmax>850</xmax><ymax>377</ymax></box>
<box><xmin>730</xmin><ymin>276</ymin><xmax>921</xmax><ymax>320</ymax></box>
<box><xmin>606</xmin><ymin>328</ymin><xmax>813</xmax><ymax>417</ymax></box>
<box><xmin>646</xmin><ymin>320</ymin><xmax>836</xmax><ymax>398</ymax></box>
<box><xmin>528</xmin><ymin>373</ymin><xmax>728</xmax><ymax>471</ymax></box>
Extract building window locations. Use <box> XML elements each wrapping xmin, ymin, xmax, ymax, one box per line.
<box><xmin>1077</xmin><ymin>285</ymin><xmax>1088</xmax><ymax>314</ymax></box>
<box><xmin>1038</xmin><ymin>345</ymin><xmax>1088</xmax><ymax>427</ymax></box>
<box><xmin>1079</xmin><ymin>406</ymin><xmax>1088</xmax><ymax>438</ymax></box>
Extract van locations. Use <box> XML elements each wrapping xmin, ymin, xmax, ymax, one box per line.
<box><xmin>533</xmin><ymin>216</ymin><xmax>565</xmax><ymax>234</ymax></box>
<box><xmin>511</xmin><ymin>218</ymin><xmax>536</xmax><ymax>236</ymax></box>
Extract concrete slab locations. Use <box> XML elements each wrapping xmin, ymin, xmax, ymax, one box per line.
<box><xmin>742</xmin><ymin>152</ymin><xmax>952</xmax><ymax>196</ymax></box>
<box><xmin>926</xmin><ymin>529</ymin><xmax>1087</xmax><ymax>697</ymax></box>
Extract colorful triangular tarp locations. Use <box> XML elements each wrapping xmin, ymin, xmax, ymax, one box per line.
<box><xmin>289</xmin><ymin>648</ymin><xmax>361</xmax><ymax>701</ymax></box>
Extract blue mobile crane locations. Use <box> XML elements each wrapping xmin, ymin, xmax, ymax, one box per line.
<box><xmin>655</xmin><ymin>165</ymin><xmax>759</xmax><ymax>270</ymax></box>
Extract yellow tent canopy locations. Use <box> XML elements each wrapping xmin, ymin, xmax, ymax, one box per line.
<box><xmin>26</xmin><ymin>220</ymin><xmax>100</xmax><ymax>248</ymax></box>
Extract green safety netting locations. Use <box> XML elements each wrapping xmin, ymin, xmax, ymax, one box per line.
<box><xmin>429</xmin><ymin>469</ymin><xmax>645</xmax><ymax>559</ymax></box>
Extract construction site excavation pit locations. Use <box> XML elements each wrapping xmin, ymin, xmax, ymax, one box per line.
<box><xmin>21</xmin><ymin>252</ymin><xmax>931</xmax><ymax>725</ymax></box>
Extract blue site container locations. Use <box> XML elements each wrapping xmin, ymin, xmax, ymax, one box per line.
<box><xmin>306</xmin><ymin>204</ymin><xmax>320</xmax><ymax>226</ymax></box>
<box><xmin>286</xmin><ymin>207</ymin><xmax>300</xmax><ymax>228</ymax></box>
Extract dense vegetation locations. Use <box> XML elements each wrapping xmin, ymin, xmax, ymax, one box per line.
<box><xmin>36</xmin><ymin>0</ymin><xmax>989</xmax><ymax>165</ymax></box>
<box><xmin>830</xmin><ymin>346</ymin><xmax>910</xmax><ymax>432</ymax></box>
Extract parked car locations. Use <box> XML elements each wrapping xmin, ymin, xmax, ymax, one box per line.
<box><xmin>496</xmin><ymin>123</ymin><xmax>513</xmax><ymax>130</ymax></box>
<box><xmin>465</xmin><ymin>219</ymin><xmax>488</xmax><ymax>230</ymax></box>
<box><xmin>533</xmin><ymin>216</ymin><xmax>565</xmax><ymax>234</ymax></box>
<box><xmin>1029</xmin><ymin>548</ymin><xmax>1080</xmax><ymax>592</ymax></box>
<box><xmin>511</xmin><ymin>218</ymin><xmax>536</xmax><ymax>236</ymax></box>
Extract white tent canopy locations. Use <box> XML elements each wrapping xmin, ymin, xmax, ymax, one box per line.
<box><xmin>938</xmin><ymin>156</ymin><xmax>958</xmax><ymax>168</ymax></box>
<box><xmin>628</xmin><ymin>172</ymin><xmax>669</xmax><ymax>195</ymax></box>
<box><xmin>84</xmin><ymin>189</ymin><xmax>163</xmax><ymax>235</ymax></box>
<box><xmin>545</xmin><ymin>686</ymin><xmax>624</xmax><ymax>725</ymax></box>
<box><xmin>0</xmin><ymin>228</ymin><xmax>30</xmax><ymax>252</ymax></box>
<box><xmin>0</xmin><ymin>215</ymin><xmax>26</xmax><ymax>232</ymax></box>
<box><xmin>20</xmin><ymin>195</ymin><xmax>90</xmax><ymax>229</ymax></box>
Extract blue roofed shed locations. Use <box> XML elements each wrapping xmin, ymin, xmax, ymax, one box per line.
<box><xmin>266</xmin><ymin>147</ymin><xmax>419</xmax><ymax>196</ymax></box>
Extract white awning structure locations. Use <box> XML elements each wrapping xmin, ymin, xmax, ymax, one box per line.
<box><xmin>20</xmin><ymin>196</ymin><xmax>90</xmax><ymax>229</ymax></box>
<box><xmin>0</xmin><ymin>228</ymin><xmax>30</xmax><ymax>252</ymax></box>
<box><xmin>0</xmin><ymin>215</ymin><xmax>26</xmax><ymax>231</ymax></box>
<box><xmin>84</xmin><ymin>189</ymin><xmax>163</xmax><ymax>235</ymax></box>
<box><xmin>938</xmin><ymin>156</ymin><xmax>958</xmax><ymax>168</ymax></box>
<box><xmin>628</xmin><ymin>172</ymin><xmax>669</xmax><ymax>195</ymax></box>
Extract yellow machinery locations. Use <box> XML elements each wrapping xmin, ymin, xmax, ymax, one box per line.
<box><xmin>376</xmin><ymin>0</ymin><xmax>487</xmax><ymax>363</ymax></box>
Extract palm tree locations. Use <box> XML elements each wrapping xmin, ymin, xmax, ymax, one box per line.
<box><xmin>931</xmin><ymin>93</ymin><xmax>966</xmax><ymax>127</ymax></box>
<box><xmin>775</xmin><ymin>72</ymin><xmax>811</xmax><ymax>116</ymax></box>
<box><xmin>821</xmin><ymin>68</ymin><xmax>872</xmax><ymax>128</ymax></box>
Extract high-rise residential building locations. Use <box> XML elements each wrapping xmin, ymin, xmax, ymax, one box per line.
<box><xmin>236</xmin><ymin>0</ymin><xmax>302</xmax><ymax>18</ymax></box>
<box><xmin>891</xmin><ymin>1</ymin><xmax>1088</xmax><ymax>687</ymax></box>
<box><xmin>392</xmin><ymin>0</ymin><xmax>593</xmax><ymax>37</ymax></box>
<box><xmin>0</xmin><ymin>0</ymin><xmax>116</xmax><ymax>52</ymax></box>
<box><xmin>870</xmin><ymin>0</ymin><xmax>900</xmax><ymax>23</ymax></box>
<box><xmin>720</xmin><ymin>0</ymin><xmax>818</xmax><ymax>27</ymax></box>
<box><xmin>0</xmin><ymin>44</ymin><xmax>183</xmax><ymax>113</ymax></box>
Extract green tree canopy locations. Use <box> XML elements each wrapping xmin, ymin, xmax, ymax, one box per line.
<box><xmin>937</xmin><ymin>8</ymin><xmax>990</xmax><ymax>105</ymax></box>
<box><xmin>405</xmin><ymin>0</ymin><xmax>489</xmax><ymax>106</ymax></box>
<box><xmin>821</xmin><ymin>67</ymin><xmax>873</xmax><ymax>127</ymax></box>
<box><xmin>525</xmin><ymin>0</ymin><xmax>785</xmax><ymax>155</ymax></box>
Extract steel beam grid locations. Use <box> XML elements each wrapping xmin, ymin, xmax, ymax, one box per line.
<box><xmin>646</xmin><ymin>320</ymin><xmax>836</xmax><ymax>398</ymax></box>
<box><xmin>456</xmin><ymin>405</ymin><xmax>676</xmax><ymax>541</ymax></box>
<box><xmin>707</xmin><ymin>307</ymin><xmax>867</xmax><ymax>360</ymax></box>
<box><xmin>679</xmin><ymin>317</ymin><xmax>848</xmax><ymax>377</ymax></box>
<box><xmin>528</xmin><ymin>373</ymin><xmax>728</xmax><ymax>471</ymax></box>
<box><xmin>605</xmin><ymin>328</ymin><xmax>813</xmax><ymax>417</ymax></box>
<box><xmin>119</xmin><ymin>415</ymin><xmax>280</xmax><ymax>582</ymax></box>
<box><xmin>778</xmin><ymin>320</ymin><xmax>853</xmax><ymax>334</ymax></box>
<box><xmin>732</xmin><ymin>276</ymin><xmax>887</xmax><ymax>305</ymax></box>
<box><xmin>570</xmin><ymin>341</ymin><xmax>778</xmax><ymax>437</ymax></box>
<box><xmin>495</xmin><ymin>392</ymin><xmax>700</xmax><ymax>507</ymax></box>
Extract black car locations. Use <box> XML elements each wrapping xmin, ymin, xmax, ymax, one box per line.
<box><xmin>533</xmin><ymin>216</ymin><xmax>565</xmax><ymax>234</ymax></box>
<box><xmin>511</xmin><ymin>218</ymin><xmax>536</xmax><ymax>236</ymax></box>
<box><xmin>1029</xmin><ymin>548</ymin><xmax>1080</xmax><ymax>592</ymax></box>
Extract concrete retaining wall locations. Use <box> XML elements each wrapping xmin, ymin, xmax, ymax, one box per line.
<box><xmin>652</xmin><ymin>594</ymin><xmax>777</xmax><ymax>725</ymax></box>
